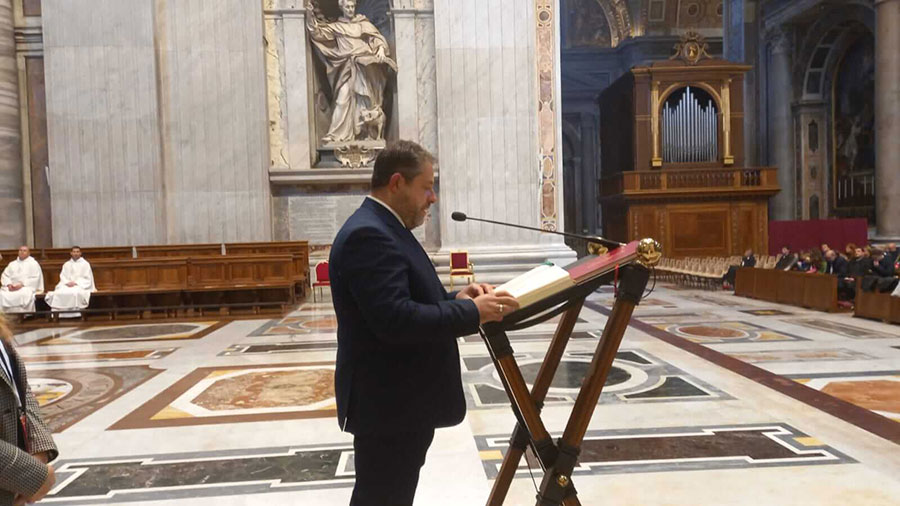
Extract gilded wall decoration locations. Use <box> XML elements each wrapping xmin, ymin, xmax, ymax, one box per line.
<box><xmin>536</xmin><ymin>0</ymin><xmax>559</xmax><ymax>231</ymax></box>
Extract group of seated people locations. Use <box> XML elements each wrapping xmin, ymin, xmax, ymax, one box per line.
<box><xmin>723</xmin><ymin>242</ymin><xmax>900</xmax><ymax>304</ymax></box>
<box><xmin>0</xmin><ymin>246</ymin><xmax>95</xmax><ymax>316</ymax></box>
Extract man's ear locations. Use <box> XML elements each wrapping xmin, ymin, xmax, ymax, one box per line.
<box><xmin>387</xmin><ymin>172</ymin><xmax>404</xmax><ymax>192</ymax></box>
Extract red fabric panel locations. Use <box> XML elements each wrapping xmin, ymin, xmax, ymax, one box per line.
<box><xmin>315</xmin><ymin>261</ymin><xmax>330</xmax><ymax>282</ymax></box>
<box><xmin>768</xmin><ymin>219</ymin><xmax>868</xmax><ymax>255</ymax></box>
<box><xmin>450</xmin><ymin>252</ymin><xmax>468</xmax><ymax>269</ymax></box>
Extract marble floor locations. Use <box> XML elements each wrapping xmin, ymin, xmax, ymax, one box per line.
<box><xmin>12</xmin><ymin>284</ymin><xmax>900</xmax><ymax>505</ymax></box>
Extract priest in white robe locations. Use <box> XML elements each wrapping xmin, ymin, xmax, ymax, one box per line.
<box><xmin>45</xmin><ymin>246</ymin><xmax>95</xmax><ymax>316</ymax></box>
<box><xmin>0</xmin><ymin>246</ymin><xmax>44</xmax><ymax>313</ymax></box>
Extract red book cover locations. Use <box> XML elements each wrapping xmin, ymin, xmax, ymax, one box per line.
<box><xmin>565</xmin><ymin>241</ymin><xmax>640</xmax><ymax>283</ymax></box>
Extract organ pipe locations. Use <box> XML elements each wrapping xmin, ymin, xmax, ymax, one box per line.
<box><xmin>661</xmin><ymin>86</ymin><xmax>718</xmax><ymax>163</ymax></box>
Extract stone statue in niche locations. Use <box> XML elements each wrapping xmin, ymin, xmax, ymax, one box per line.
<box><xmin>306</xmin><ymin>0</ymin><xmax>396</xmax><ymax>167</ymax></box>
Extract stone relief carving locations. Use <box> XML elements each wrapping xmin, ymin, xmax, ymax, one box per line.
<box><xmin>306</xmin><ymin>0</ymin><xmax>397</xmax><ymax>149</ymax></box>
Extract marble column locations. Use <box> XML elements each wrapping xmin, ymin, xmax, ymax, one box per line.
<box><xmin>0</xmin><ymin>0</ymin><xmax>25</xmax><ymax>248</ymax></box>
<box><xmin>767</xmin><ymin>28</ymin><xmax>795</xmax><ymax>221</ymax></box>
<box><xmin>724</xmin><ymin>0</ymin><xmax>761</xmax><ymax>167</ymax></box>
<box><xmin>433</xmin><ymin>0</ymin><xmax>574</xmax><ymax>283</ymax></box>
<box><xmin>875</xmin><ymin>0</ymin><xmax>900</xmax><ymax>238</ymax></box>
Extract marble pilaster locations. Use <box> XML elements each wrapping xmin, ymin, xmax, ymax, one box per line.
<box><xmin>393</xmin><ymin>8</ymin><xmax>420</xmax><ymax>144</ymax></box>
<box><xmin>433</xmin><ymin>0</ymin><xmax>573</xmax><ymax>283</ymax></box>
<box><xmin>155</xmin><ymin>0</ymin><xmax>271</xmax><ymax>243</ymax></box>
<box><xmin>0</xmin><ymin>0</ymin><xmax>24</xmax><ymax>248</ymax></box>
<box><xmin>767</xmin><ymin>28</ymin><xmax>795</xmax><ymax>221</ymax></box>
<box><xmin>875</xmin><ymin>0</ymin><xmax>900</xmax><ymax>238</ymax></box>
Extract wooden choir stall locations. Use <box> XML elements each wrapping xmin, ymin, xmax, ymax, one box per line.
<box><xmin>598</xmin><ymin>33</ymin><xmax>779</xmax><ymax>258</ymax></box>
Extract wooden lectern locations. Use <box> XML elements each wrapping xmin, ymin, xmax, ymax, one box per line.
<box><xmin>480</xmin><ymin>238</ymin><xmax>661</xmax><ymax>506</ymax></box>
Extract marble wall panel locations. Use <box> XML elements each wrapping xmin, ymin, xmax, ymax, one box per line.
<box><xmin>43</xmin><ymin>0</ymin><xmax>165</xmax><ymax>246</ymax></box>
<box><xmin>43</xmin><ymin>0</ymin><xmax>270</xmax><ymax>246</ymax></box>
<box><xmin>156</xmin><ymin>0</ymin><xmax>271</xmax><ymax>243</ymax></box>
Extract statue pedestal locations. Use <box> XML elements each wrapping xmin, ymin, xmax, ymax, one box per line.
<box><xmin>316</xmin><ymin>140</ymin><xmax>386</xmax><ymax>169</ymax></box>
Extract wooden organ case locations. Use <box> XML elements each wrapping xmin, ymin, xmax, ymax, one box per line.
<box><xmin>598</xmin><ymin>33</ymin><xmax>780</xmax><ymax>258</ymax></box>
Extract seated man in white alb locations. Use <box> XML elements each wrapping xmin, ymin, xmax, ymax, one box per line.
<box><xmin>0</xmin><ymin>246</ymin><xmax>44</xmax><ymax>313</ymax></box>
<box><xmin>46</xmin><ymin>246</ymin><xmax>95</xmax><ymax>317</ymax></box>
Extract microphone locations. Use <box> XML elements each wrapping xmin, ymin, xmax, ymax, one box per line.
<box><xmin>451</xmin><ymin>212</ymin><xmax>623</xmax><ymax>249</ymax></box>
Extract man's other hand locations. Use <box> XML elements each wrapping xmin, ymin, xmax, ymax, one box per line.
<box><xmin>456</xmin><ymin>283</ymin><xmax>495</xmax><ymax>300</ymax></box>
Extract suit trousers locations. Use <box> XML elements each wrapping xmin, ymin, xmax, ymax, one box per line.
<box><xmin>350</xmin><ymin>430</ymin><xmax>435</xmax><ymax>506</ymax></box>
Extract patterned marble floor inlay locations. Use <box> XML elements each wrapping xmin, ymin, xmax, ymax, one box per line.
<box><xmin>20</xmin><ymin>348</ymin><xmax>176</xmax><ymax>364</ymax></box>
<box><xmin>596</xmin><ymin>298</ymin><xmax>679</xmax><ymax>309</ymax></box>
<box><xmin>633</xmin><ymin>312</ymin><xmax>721</xmax><ymax>324</ymax></box>
<box><xmin>28</xmin><ymin>322</ymin><xmax>224</xmax><ymax>346</ymax></box>
<box><xmin>44</xmin><ymin>444</ymin><xmax>355</xmax><ymax>504</ymax></box>
<box><xmin>29</xmin><ymin>366</ymin><xmax>162</xmax><ymax>432</ymax></box>
<box><xmin>787</xmin><ymin>318</ymin><xmax>899</xmax><ymax>340</ymax></box>
<box><xmin>475</xmin><ymin>424</ymin><xmax>853</xmax><ymax>479</ymax></box>
<box><xmin>462</xmin><ymin>349</ymin><xmax>728</xmax><ymax>408</ymax></box>
<box><xmin>740</xmin><ymin>309</ymin><xmax>796</xmax><ymax>316</ymax></box>
<box><xmin>220</xmin><ymin>340</ymin><xmax>337</xmax><ymax>355</ymax></box>
<box><xmin>248</xmin><ymin>315</ymin><xmax>338</xmax><ymax>336</ymax></box>
<box><xmin>110</xmin><ymin>362</ymin><xmax>336</xmax><ymax>429</ymax></box>
<box><xmin>725</xmin><ymin>348</ymin><xmax>877</xmax><ymax>364</ymax></box>
<box><xmin>655</xmin><ymin>321</ymin><xmax>808</xmax><ymax>344</ymax></box>
<box><xmin>791</xmin><ymin>371</ymin><xmax>900</xmax><ymax>422</ymax></box>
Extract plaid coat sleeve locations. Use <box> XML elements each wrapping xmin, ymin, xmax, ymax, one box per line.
<box><xmin>0</xmin><ymin>439</ymin><xmax>48</xmax><ymax>498</ymax></box>
<box><xmin>15</xmin><ymin>349</ymin><xmax>58</xmax><ymax>462</ymax></box>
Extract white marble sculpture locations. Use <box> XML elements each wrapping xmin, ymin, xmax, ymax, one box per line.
<box><xmin>306</xmin><ymin>0</ymin><xmax>397</xmax><ymax>145</ymax></box>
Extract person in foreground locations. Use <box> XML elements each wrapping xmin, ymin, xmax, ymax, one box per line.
<box><xmin>0</xmin><ymin>315</ymin><xmax>58</xmax><ymax>505</ymax></box>
<box><xmin>329</xmin><ymin>140</ymin><xmax>519</xmax><ymax>506</ymax></box>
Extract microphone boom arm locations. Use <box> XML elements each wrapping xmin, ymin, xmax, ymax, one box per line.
<box><xmin>455</xmin><ymin>213</ymin><xmax>623</xmax><ymax>249</ymax></box>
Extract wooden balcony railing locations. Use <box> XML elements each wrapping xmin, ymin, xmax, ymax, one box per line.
<box><xmin>599</xmin><ymin>167</ymin><xmax>779</xmax><ymax>199</ymax></box>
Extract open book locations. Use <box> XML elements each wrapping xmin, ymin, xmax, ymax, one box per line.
<box><xmin>494</xmin><ymin>263</ymin><xmax>574</xmax><ymax>309</ymax></box>
<box><xmin>495</xmin><ymin>241</ymin><xmax>641</xmax><ymax>310</ymax></box>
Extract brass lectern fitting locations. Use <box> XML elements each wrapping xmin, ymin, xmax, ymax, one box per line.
<box><xmin>556</xmin><ymin>474</ymin><xmax>570</xmax><ymax>487</ymax></box>
<box><xmin>637</xmin><ymin>238</ymin><xmax>663</xmax><ymax>268</ymax></box>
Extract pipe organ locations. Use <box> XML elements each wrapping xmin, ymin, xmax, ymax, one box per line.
<box><xmin>598</xmin><ymin>32</ymin><xmax>780</xmax><ymax>258</ymax></box>
<box><xmin>662</xmin><ymin>86</ymin><xmax>718</xmax><ymax>163</ymax></box>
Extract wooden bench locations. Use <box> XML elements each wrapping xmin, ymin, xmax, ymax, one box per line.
<box><xmin>32</xmin><ymin>255</ymin><xmax>296</xmax><ymax>321</ymax></box>
<box><xmin>225</xmin><ymin>241</ymin><xmax>310</xmax><ymax>296</ymax></box>
<box><xmin>734</xmin><ymin>268</ymin><xmax>838</xmax><ymax>312</ymax></box>
<box><xmin>854</xmin><ymin>280</ymin><xmax>900</xmax><ymax>324</ymax></box>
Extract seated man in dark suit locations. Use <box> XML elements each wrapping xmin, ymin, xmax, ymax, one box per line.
<box><xmin>774</xmin><ymin>245</ymin><xmax>798</xmax><ymax>271</ymax></box>
<box><xmin>722</xmin><ymin>248</ymin><xmax>755</xmax><ymax>288</ymax></box>
<box><xmin>825</xmin><ymin>249</ymin><xmax>852</xmax><ymax>301</ymax></box>
<box><xmin>871</xmin><ymin>249</ymin><xmax>895</xmax><ymax>278</ymax></box>
<box><xmin>329</xmin><ymin>140</ymin><xmax>519</xmax><ymax>506</ymax></box>
<box><xmin>885</xmin><ymin>243</ymin><xmax>899</xmax><ymax>267</ymax></box>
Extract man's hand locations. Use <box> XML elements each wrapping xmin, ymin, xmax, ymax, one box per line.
<box><xmin>8</xmin><ymin>283</ymin><xmax>22</xmax><ymax>292</ymax></box>
<box><xmin>65</xmin><ymin>281</ymin><xmax>77</xmax><ymax>288</ymax></box>
<box><xmin>26</xmin><ymin>464</ymin><xmax>55</xmax><ymax>503</ymax></box>
<box><xmin>473</xmin><ymin>291</ymin><xmax>520</xmax><ymax>324</ymax></box>
<box><xmin>456</xmin><ymin>283</ymin><xmax>494</xmax><ymax>300</ymax></box>
<box><xmin>33</xmin><ymin>451</ymin><xmax>50</xmax><ymax>464</ymax></box>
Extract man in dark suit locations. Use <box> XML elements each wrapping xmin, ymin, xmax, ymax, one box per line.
<box><xmin>774</xmin><ymin>245</ymin><xmax>797</xmax><ymax>271</ymax></box>
<box><xmin>329</xmin><ymin>140</ymin><xmax>519</xmax><ymax>506</ymax></box>
<box><xmin>722</xmin><ymin>248</ymin><xmax>755</xmax><ymax>288</ymax></box>
<box><xmin>825</xmin><ymin>249</ymin><xmax>855</xmax><ymax>300</ymax></box>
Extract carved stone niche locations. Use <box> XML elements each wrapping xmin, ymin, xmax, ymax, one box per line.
<box><xmin>307</xmin><ymin>0</ymin><xmax>396</xmax><ymax>169</ymax></box>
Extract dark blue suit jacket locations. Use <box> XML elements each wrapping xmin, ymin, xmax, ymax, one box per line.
<box><xmin>329</xmin><ymin>198</ymin><xmax>480</xmax><ymax>435</ymax></box>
